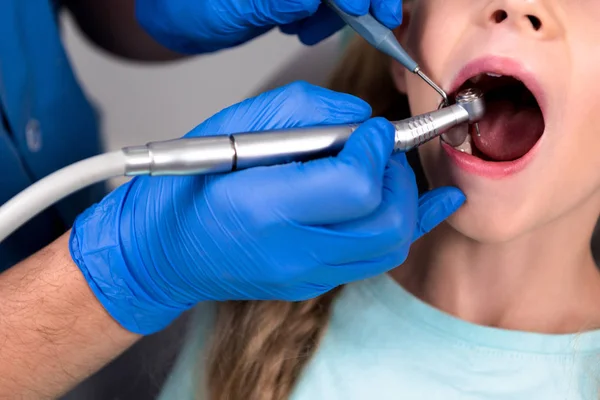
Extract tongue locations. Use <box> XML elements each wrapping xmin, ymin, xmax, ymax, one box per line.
<box><xmin>471</xmin><ymin>99</ymin><xmax>544</xmax><ymax>161</ymax></box>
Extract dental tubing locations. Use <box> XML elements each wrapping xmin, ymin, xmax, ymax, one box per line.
<box><xmin>0</xmin><ymin>90</ymin><xmax>484</xmax><ymax>243</ymax></box>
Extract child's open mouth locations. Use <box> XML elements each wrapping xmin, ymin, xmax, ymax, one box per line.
<box><xmin>441</xmin><ymin>57</ymin><xmax>546</xmax><ymax>178</ymax></box>
<box><xmin>449</xmin><ymin>73</ymin><xmax>545</xmax><ymax>161</ymax></box>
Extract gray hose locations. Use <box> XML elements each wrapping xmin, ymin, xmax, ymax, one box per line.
<box><xmin>0</xmin><ymin>151</ymin><xmax>126</xmax><ymax>243</ymax></box>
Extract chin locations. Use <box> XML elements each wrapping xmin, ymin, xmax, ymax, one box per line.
<box><xmin>444</xmin><ymin>202</ymin><xmax>532</xmax><ymax>244</ymax></box>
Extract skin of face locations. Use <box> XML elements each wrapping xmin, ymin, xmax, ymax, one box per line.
<box><xmin>391</xmin><ymin>0</ymin><xmax>600</xmax><ymax>244</ymax></box>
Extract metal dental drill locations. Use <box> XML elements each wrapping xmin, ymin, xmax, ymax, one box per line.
<box><xmin>123</xmin><ymin>88</ymin><xmax>486</xmax><ymax>176</ymax></box>
<box><xmin>0</xmin><ymin>89</ymin><xmax>485</xmax><ymax>242</ymax></box>
<box><xmin>440</xmin><ymin>88</ymin><xmax>485</xmax><ymax>145</ymax></box>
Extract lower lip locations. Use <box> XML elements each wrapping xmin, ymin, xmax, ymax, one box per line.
<box><xmin>441</xmin><ymin>138</ymin><xmax>541</xmax><ymax>179</ymax></box>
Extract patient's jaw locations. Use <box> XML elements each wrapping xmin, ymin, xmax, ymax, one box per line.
<box><xmin>391</xmin><ymin>0</ymin><xmax>600</xmax><ymax>244</ymax></box>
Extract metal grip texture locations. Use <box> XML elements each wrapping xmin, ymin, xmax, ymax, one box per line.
<box><xmin>393</xmin><ymin>113</ymin><xmax>437</xmax><ymax>151</ymax></box>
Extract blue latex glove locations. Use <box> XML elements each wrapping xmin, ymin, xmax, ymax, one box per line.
<box><xmin>135</xmin><ymin>0</ymin><xmax>403</xmax><ymax>53</ymax></box>
<box><xmin>70</xmin><ymin>82</ymin><xmax>464</xmax><ymax>335</ymax></box>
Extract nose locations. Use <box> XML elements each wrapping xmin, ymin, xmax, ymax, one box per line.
<box><xmin>480</xmin><ymin>0</ymin><xmax>563</xmax><ymax>39</ymax></box>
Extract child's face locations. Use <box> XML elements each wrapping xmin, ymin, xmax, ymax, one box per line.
<box><xmin>393</xmin><ymin>0</ymin><xmax>600</xmax><ymax>243</ymax></box>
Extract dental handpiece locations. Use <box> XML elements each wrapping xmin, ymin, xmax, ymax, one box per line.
<box><xmin>123</xmin><ymin>88</ymin><xmax>485</xmax><ymax>176</ymax></box>
<box><xmin>0</xmin><ymin>89</ymin><xmax>485</xmax><ymax>243</ymax></box>
<box><xmin>325</xmin><ymin>0</ymin><xmax>449</xmax><ymax>105</ymax></box>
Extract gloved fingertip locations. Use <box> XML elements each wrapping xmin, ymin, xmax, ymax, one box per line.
<box><xmin>367</xmin><ymin>116</ymin><xmax>395</xmax><ymax>132</ymax></box>
<box><xmin>298</xmin><ymin>30</ymin><xmax>325</xmax><ymax>46</ymax></box>
<box><xmin>450</xmin><ymin>188</ymin><xmax>467</xmax><ymax>210</ymax></box>
<box><xmin>280</xmin><ymin>20</ymin><xmax>304</xmax><ymax>35</ymax></box>
<box><xmin>360</xmin><ymin>117</ymin><xmax>396</xmax><ymax>152</ymax></box>
<box><xmin>414</xmin><ymin>187</ymin><xmax>465</xmax><ymax>241</ymax></box>
<box><xmin>370</xmin><ymin>0</ymin><xmax>403</xmax><ymax>28</ymax></box>
<box><xmin>297</xmin><ymin>5</ymin><xmax>346</xmax><ymax>45</ymax></box>
<box><xmin>335</xmin><ymin>0</ymin><xmax>370</xmax><ymax>16</ymax></box>
<box><xmin>345</xmin><ymin>100</ymin><xmax>373</xmax><ymax>120</ymax></box>
<box><xmin>265</xmin><ymin>0</ymin><xmax>321</xmax><ymax>23</ymax></box>
<box><xmin>335</xmin><ymin>117</ymin><xmax>396</xmax><ymax>189</ymax></box>
<box><xmin>347</xmin><ymin>93</ymin><xmax>373</xmax><ymax>115</ymax></box>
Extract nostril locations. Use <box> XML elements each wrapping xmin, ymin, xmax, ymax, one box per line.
<box><xmin>527</xmin><ymin>15</ymin><xmax>542</xmax><ymax>31</ymax></box>
<box><xmin>490</xmin><ymin>10</ymin><xmax>544</xmax><ymax>32</ymax></box>
<box><xmin>491</xmin><ymin>10</ymin><xmax>508</xmax><ymax>24</ymax></box>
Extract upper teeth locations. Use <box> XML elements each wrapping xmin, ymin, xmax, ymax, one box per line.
<box><xmin>469</xmin><ymin>72</ymin><xmax>503</xmax><ymax>84</ymax></box>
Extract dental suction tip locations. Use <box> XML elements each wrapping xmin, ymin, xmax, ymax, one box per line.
<box><xmin>415</xmin><ymin>68</ymin><xmax>449</xmax><ymax>106</ymax></box>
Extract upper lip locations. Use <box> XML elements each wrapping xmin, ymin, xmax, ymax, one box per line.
<box><xmin>447</xmin><ymin>56</ymin><xmax>547</xmax><ymax>117</ymax></box>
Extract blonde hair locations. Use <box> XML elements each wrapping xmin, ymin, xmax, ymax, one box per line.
<box><xmin>205</xmin><ymin>36</ymin><xmax>413</xmax><ymax>400</ymax></box>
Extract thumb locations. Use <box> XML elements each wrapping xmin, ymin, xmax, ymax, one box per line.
<box><xmin>229</xmin><ymin>117</ymin><xmax>395</xmax><ymax>226</ymax></box>
<box><xmin>413</xmin><ymin>187</ymin><xmax>466</xmax><ymax>241</ymax></box>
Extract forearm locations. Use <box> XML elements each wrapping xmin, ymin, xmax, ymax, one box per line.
<box><xmin>63</xmin><ymin>0</ymin><xmax>185</xmax><ymax>62</ymax></box>
<box><xmin>0</xmin><ymin>232</ymin><xmax>140</xmax><ymax>399</ymax></box>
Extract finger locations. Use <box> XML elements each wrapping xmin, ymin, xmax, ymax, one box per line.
<box><xmin>279</xmin><ymin>19</ymin><xmax>305</xmax><ymax>36</ymax></box>
<box><xmin>335</xmin><ymin>117</ymin><xmax>395</xmax><ymax>186</ymax></box>
<box><xmin>296</xmin><ymin>5</ymin><xmax>346</xmax><ymax>45</ymax></box>
<box><xmin>413</xmin><ymin>187</ymin><xmax>466</xmax><ymax>242</ymax></box>
<box><xmin>279</xmin><ymin>117</ymin><xmax>395</xmax><ymax>224</ymax></box>
<box><xmin>185</xmin><ymin>81</ymin><xmax>372</xmax><ymax>138</ymax></box>
<box><xmin>246</xmin><ymin>0</ymin><xmax>321</xmax><ymax>25</ymax></box>
<box><xmin>318</xmin><ymin>245</ymin><xmax>411</xmax><ymax>286</ymax></box>
<box><xmin>370</xmin><ymin>0</ymin><xmax>404</xmax><ymax>29</ymax></box>
<box><xmin>237</xmin><ymin>138</ymin><xmax>414</xmax><ymax>278</ymax></box>
<box><xmin>262</xmin><ymin>210</ymin><xmax>412</xmax><ymax>285</ymax></box>
<box><xmin>221</xmin><ymin>117</ymin><xmax>395</xmax><ymax>226</ymax></box>
<box><xmin>323</xmin><ymin>151</ymin><xmax>418</xmax><ymax>264</ymax></box>
<box><xmin>333</xmin><ymin>0</ymin><xmax>370</xmax><ymax>16</ymax></box>
<box><xmin>313</xmin><ymin>155</ymin><xmax>419</xmax><ymax>284</ymax></box>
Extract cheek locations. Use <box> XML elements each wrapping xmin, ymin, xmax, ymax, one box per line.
<box><xmin>405</xmin><ymin>1</ymin><xmax>461</xmax><ymax>74</ymax></box>
<box><xmin>404</xmin><ymin>74</ymin><xmax>442</xmax><ymax>117</ymax></box>
<box><xmin>416</xmin><ymin>117</ymin><xmax>600</xmax><ymax>244</ymax></box>
<box><xmin>417</xmin><ymin>128</ymin><xmax>600</xmax><ymax>245</ymax></box>
<box><xmin>540</xmin><ymin>76</ymin><xmax>600</xmax><ymax>216</ymax></box>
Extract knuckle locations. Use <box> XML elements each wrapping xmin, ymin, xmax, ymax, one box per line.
<box><xmin>365</xmin><ymin>117</ymin><xmax>395</xmax><ymax>142</ymax></box>
<box><xmin>283</xmin><ymin>81</ymin><xmax>314</xmax><ymax>101</ymax></box>
<box><xmin>369</xmin><ymin>116</ymin><xmax>392</xmax><ymax>129</ymax></box>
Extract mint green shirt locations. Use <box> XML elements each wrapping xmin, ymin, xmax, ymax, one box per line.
<box><xmin>159</xmin><ymin>274</ymin><xmax>600</xmax><ymax>399</ymax></box>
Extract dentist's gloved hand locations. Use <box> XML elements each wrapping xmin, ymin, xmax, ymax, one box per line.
<box><xmin>70</xmin><ymin>82</ymin><xmax>464</xmax><ymax>335</ymax></box>
<box><xmin>135</xmin><ymin>0</ymin><xmax>403</xmax><ymax>53</ymax></box>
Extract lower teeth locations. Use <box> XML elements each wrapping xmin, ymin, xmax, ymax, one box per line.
<box><xmin>443</xmin><ymin>123</ymin><xmax>472</xmax><ymax>154</ymax></box>
<box><xmin>454</xmin><ymin>132</ymin><xmax>473</xmax><ymax>154</ymax></box>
